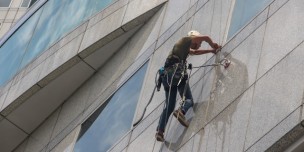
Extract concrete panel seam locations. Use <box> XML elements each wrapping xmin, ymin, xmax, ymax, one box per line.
<box><xmin>241</xmin><ymin>18</ymin><xmax>269</xmax><ymax>151</ymax></box>
<box><xmin>130</xmin><ymin>116</ymin><xmax>159</xmax><ymax>142</ymax></box>
<box><xmin>11</xmin><ymin>137</ymin><xmax>29</xmax><ymax>152</ymax></box>
<box><xmin>254</xmin><ymin>39</ymin><xmax>304</xmax><ymax>89</ymax></box>
<box><xmin>245</xmin><ymin>106</ymin><xmax>302</xmax><ymax>151</ymax></box>
<box><xmin>77</xmin><ymin>54</ymin><xmax>97</xmax><ymax>71</ymax></box>
<box><xmin>88</xmin><ymin>2</ymin><xmax>128</xmax><ymax>30</ymax></box>
<box><xmin>46</xmin><ymin>108</ymin><xmax>80</xmax><ymax>151</ymax></box>
<box><xmin>44</xmin><ymin>107</ymin><xmax>62</xmax><ymax>152</ymax></box>
<box><xmin>7</xmin><ymin>22</ymin><xmax>88</xmax><ymax>91</ymax></box>
<box><xmin>4</xmin><ymin>117</ymin><xmax>29</xmax><ymax>135</ymax></box>
<box><xmin>242</xmin><ymin>83</ymin><xmax>258</xmax><ymax>151</ymax></box>
<box><xmin>1</xmin><ymin>84</ymin><xmax>41</xmax><ymax>116</ymax></box>
<box><xmin>120</xmin><ymin>0</ymin><xmax>130</xmax><ymax>27</ymax></box>
<box><xmin>37</xmin><ymin>56</ymin><xmax>82</xmax><ymax>87</ymax></box>
<box><xmin>268</xmin><ymin>0</ymin><xmax>291</xmax><ymax>19</ymax></box>
<box><xmin>130</xmin><ymin>102</ymin><xmax>164</xmax><ymax>142</ymax></box>
<box><xmin>153</xmin><ymin>3</ymin><xmax>168</xmax><ymax>49</ymax></box>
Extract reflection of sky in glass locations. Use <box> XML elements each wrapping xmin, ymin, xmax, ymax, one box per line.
<box><xmin>74</xmin><ymin>63</ymin><xmax>148</xmax><ymax>152</ymax></box>
<box><xmin>21</xmin><ymin>0</ymin><xmax>116</xmax><ymax>68</ymax></box>
<box><xmin>0</xmin><ymin>0</ymin><xmax>116</xmax><ymax>87</ymax></box>
<box><xmin>0</xmin><ymin>8</ymin><xmax>42</xmax><ymax>86</ymax></box>
<box><xmin>228</xmin><ymin>0</ymin><xmax>272</xmax><ymax>38</ymax></box>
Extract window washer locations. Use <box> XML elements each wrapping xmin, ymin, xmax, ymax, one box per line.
<box><xmin>155</xmin><ymin>30</ymin><xmax>221</xmax><ymax>142</ymax></box>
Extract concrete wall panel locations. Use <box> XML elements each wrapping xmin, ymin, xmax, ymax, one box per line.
<box><xmin>122</xmin><ymin>0</ymin><xmax>166</xmax><ymax>26</ymax></box>
<box><xmin>50</xmin><ymin>126</ymin><xmax>80</xmax><ymax>152</ymax></box>
<box><xmin>127</xmin><ymin>120</ymin><xmax>158</xmax><ymax>152</ymax></box>
<box><xmin>159</xmin><ymin>0</ymin><xmax>191</xmax><ymax>34</ymax></box>
<box><xmin>192</xmin><ymin>128</ymin><xmax>208</xmax><ymax>152</ymax></box>
<box><xmin>24</xmin><ymin>109</ymin><xmax>60</xmax><ymax>152</ymax></box>
<box><xmin>177</xmin><ymin>137</ymin><xmax>194</xmax><ymax>152</ymax></box>
<box><xmin>245</xmin><ymin>41</ymin><xmax>304</xmax><ymax>150</ymax></box>
<box><xmin>50</xmin><ymin>89</ymin><xmax>88</xmax><ymax>140</ymax></box>
<box><xmin>80</xmin><ymin>6</ymin><xmax>127</xmax><ymax>53</ymax></box>
<box><xmin>257</xmin><ymin>0</ymin><xmax>304</xmax><ymax>78</ymax></box>
<box><xmin>246</xmin><ymin>107</ymin><xmax>301</xmax><ymax>152</ymax></box>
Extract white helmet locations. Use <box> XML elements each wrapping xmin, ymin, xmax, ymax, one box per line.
<box><xmin>187</xmin><ymin>30</ymin><xmax>201</xmax><ymax>36</ymax></box>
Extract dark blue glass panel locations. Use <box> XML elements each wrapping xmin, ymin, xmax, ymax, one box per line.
<box><xmin>227</xmin><ymin>0</ymin><xmax>272</xmax><ymax>38</ymax></box>
<box><xmin>74</xmin><ymin>63</ymin><xmax>148</xmax><ymax>152</ymax></box>
<box><xmin>0</xmin><ymin>8</ymin><xmax>42</xmax><ymax>86</ymax></box>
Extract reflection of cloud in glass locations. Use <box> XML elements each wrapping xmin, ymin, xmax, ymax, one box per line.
<box><xmin>0</xmin><ymin>8</ymin><xmax>42</xmax><ymax>86</ymax></box>
<box><xmin>22</xmin><ymin>0</ymin><xmax>92</xmax><ymax>68</ymax></box>
<box><xmin>228</xmin><ymin>0</ymin><xmax>272</xmax><ymax>38</ymax></box>
<box><xmin>1</xmin><ymin>0</ymin><xmax>118</xmax><ymax>86</ymax></box>
<box><xmin>74</xmin><ymin>63</ymin><xmax>148</xmax><ymax>152</ymax></box>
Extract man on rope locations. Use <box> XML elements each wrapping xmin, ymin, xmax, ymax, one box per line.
<box><xmin>156</xmin><ymin>30</ymin><xmax>221</xmax><ymax>142</ymax></box>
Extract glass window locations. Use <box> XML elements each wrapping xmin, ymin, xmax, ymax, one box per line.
<box><xmin>0</xmin><ymin>0</ymin><xmax>117</xmax><ymax>87</ymax></box>
<box><xmin>21</xmin><ymin>0</ymin><xmax>32</xmax><ymax>7</ymax></box>
<box><xmin>21</xmin><ymin>0</ymin><xmax>116</xmax><ymax>68</ymax></box>
<box><xmin>227</xmin><ymin>0</ymin><xmax>272</xmax><ymax>38</ymax></box>
<box><xmin>0</xmin><ymin>8</ymin><xmax>42</xmax><ymax>86</ymax></box>
<box><xmin>0</xmin><ymin>0</ymin><xmax>12</xmax><ymax>7</ymax></box>
<box><xmin>74</xmin><ymin>63</ymin><xmax>148</xmax><ymax>152</ymax></box>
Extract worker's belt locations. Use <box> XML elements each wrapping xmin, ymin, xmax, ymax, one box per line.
<box><xmin>162</xmin><ymin>55</ymin><xmax>188</xmax><ymax>86</ymax></box>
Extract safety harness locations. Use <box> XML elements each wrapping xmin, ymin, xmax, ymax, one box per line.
<box><xmin>132</xmin><ymin>52</ymin><xmax>231</xmax><ymax>128</ymax></box>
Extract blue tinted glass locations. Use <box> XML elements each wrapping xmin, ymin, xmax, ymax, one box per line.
<box><xmin>1</xmin><ymin>0</ymin><xmax>117</xmax><ymax>87</ymax></box>
<box><xmin>21</xmin><ymin>0</ymin><xmax>116</xmax><ymax>68</ymax></box>
<box><xmin>227</xmin><ymin>0</ymin><xmax>272</xmax><ymax>38</ymax></box>
<box><xmin>0</xmin><ymin>8</ymin><xmax>42</xmax><ymax>86</ymax></box>
<box><xmin>74</xmin><ymin>63</ymin><xmax>148</xmax><ymax>152</ymax></box>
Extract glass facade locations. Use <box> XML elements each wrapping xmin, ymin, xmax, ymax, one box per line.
<box><xmin>0</xmin><ymin>0</ymin><xmax>117</xmax><ymax>87</ymax></box>
<box><xmin>21</xmin><ymin>0</ymin><xmax>32</xmax><ymax>7</ymax></box>
<box><xmin>0</xmin><ymin>0</ymin><xmax>12</xmax><ymax>7</ymax></box>
<box><xmin>227</xmin><ymin>0</ymin><xmax>272</xmax><ymax>38</ymax></box>
<box><xmin>74</xmin><ymin>63</ymin><xmax>148</xmax><ymax>152</ymax></box>
<box><xmin>0</xmin><ymin>8</ymin><xmax>42</xmax><ymax>86</ymax></box>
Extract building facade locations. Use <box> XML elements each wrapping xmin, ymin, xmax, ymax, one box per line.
<box><xmin>0</xmin><ymin>0</ymin><xmax>35</xmax><ymax>39</ymax></box>
<box><xmin>0</xmin><ymin>0</ymin><xmax>304</xmax><ymax>152</ymax></box>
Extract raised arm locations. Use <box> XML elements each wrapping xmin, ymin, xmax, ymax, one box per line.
<box><xmin>192</xmin><ymin>35</ymin><xmax>219</xmax><ymax>49</ymax></box>
<box><xmin>189</xmin><ymin>48</ymin><xmax>218</xmax><ymax>55</ymax></box>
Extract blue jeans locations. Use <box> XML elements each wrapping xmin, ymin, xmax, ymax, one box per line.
<box><xmin>157</xmin><ymin>75</ymin><xmax>193</xmax><ymax>132</ymax></box>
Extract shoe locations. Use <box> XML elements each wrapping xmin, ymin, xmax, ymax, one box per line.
<box><xmin>155</xmin><ymin>131</ymin><xmax>164</xmax><ymax>142</ymax></box>
<box><xmin>173</xmin><ymin>109</ymin><xmax>189</xmax><ymax>127</ymax></box>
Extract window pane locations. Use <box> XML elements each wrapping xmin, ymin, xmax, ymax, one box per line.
<box><xmin>21</xmin><ymin>0</ymin><xmax>116</xmax><ymax>68</ymax></box>
<box><xmin>0</xmin><ymin>8</ymin><xmax>42</xmax><ymax>86</ymax></box>
<box><xmin>21</xmin><ymin>0</ymin><xmax>31</xmax><ymax>7</ymax></box>
<box><xmin>74</xmin><ymin>63</ymin><xmax>148</xmax><ymax>152</ymax></box>
<box><xmin>0</xmin><ymin>0</ymin><xmax>117</xmax><ymax>87</ymax></box>
<box><xmin>227</xmin><ymin>0</ymin><xmax>272</xmax><ymax>38</ymax></box>
<box><xmin>0</xmin><ymin>0</ymin><xmax>12</xmax><ymax>7</ymax></box>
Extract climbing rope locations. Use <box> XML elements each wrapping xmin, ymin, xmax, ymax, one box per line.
<box><xmin>133</xmin><ymin>70</ymin><xmax>161</xmax><ymax>127</ymax></box>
